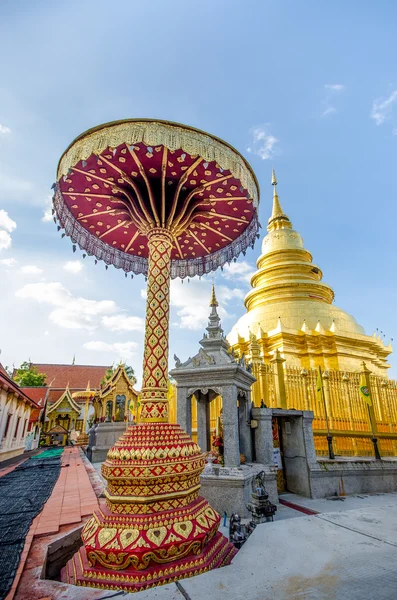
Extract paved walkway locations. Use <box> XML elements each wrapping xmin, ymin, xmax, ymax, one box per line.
<box><xmin>175</xmin><ymin>493</ymin><xmax>397</xmax><ymax>600</ymax></box>
<box><xmin>7</xmin><ymin>448</ymin><xmax>99</xmax><ymax>600</ymax></box>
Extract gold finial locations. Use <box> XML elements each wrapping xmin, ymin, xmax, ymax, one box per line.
<box><xmin>210</xmin><ymin>283</ymin><xmax>218</xmax><ymax>307</ymax></box>
<box><xmin>86</xmin><ymin>381</ymin><xmax>91</xmax><ymax>392</ymax></box>
<box><xmin>268</xmin><ymin>169</ymin><xmax>292</xmax><ymax>231</ymax></box>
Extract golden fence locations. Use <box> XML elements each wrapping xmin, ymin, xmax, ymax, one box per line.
<box><xmin>282</xmin><ymin>367</ymin><xmax>397</xmax><ymax>457</ymax></box>
<box><xmin>169</xmin><ymin>363</ymin><xmax>397</xmax><ymax>457</ymax></box>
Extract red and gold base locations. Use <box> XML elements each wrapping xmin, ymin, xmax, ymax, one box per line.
<box><xmin>62</xmin><ymin>531</ymin><xmax>235</xmax><ymax>592</ymax></box>
<box><xmin>61</xmin><ymin>423</ymin><xmax>236</xmax><ymax>592</ymax></box>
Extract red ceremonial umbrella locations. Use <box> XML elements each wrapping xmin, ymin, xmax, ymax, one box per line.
<box><xmin>53</xmin><ymin>119</ymin><xmax>260</xmax><ymax>592</ymax></box>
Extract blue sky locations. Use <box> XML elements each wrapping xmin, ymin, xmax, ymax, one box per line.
<box><xmin>1</xmin><ymin>0</ymin><xmax>397</xmax><ymax>381</ymax></box>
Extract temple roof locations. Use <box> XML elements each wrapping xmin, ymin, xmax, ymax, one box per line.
<box><xmin>29</xmin><ymin>363</ymin><xmax>110</xmax><ymax>389</ymax></box>
<box><xmin>99</xmin><ymin>363</ymin><xmax>139</xmax><ymax>398</ymax></box>
<box><xmin>47</xmin><ymin>387</ymin><xmax>81</xmax><ymax>415</ymax></box>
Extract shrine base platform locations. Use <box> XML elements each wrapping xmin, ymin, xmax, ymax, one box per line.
<box><xmin>91</xmin><ymin>422</ymin><xmax>127</xmax><ymax>462</ymax></box>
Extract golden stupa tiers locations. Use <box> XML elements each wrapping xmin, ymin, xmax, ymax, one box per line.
<box><xmin>228</xmin><ymin>170</ymin><xmax>391</xmax><ymax>376</ymax></box>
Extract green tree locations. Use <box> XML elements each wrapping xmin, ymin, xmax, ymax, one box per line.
<box><xmin>100</xmin><ymin>363</ymin><xmax>136</xmax><ymax>387</ymax></box>
<box><xmin>14</xmin><ymin>361</ymin><xmax>47</xmax><ymax>387</ymax></box>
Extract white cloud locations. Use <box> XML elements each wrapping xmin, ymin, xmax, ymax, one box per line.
<box><xmin>169</xmin><ymin>279</ymin><xmax>244</xmax><ymax>330</ymax></box>
<box><xmin>0</xmin><ymin>124</ymin><xmax>11</xmax><ymax>135</ymax></box>
<box><xmin>83</xmin><ymin>340</ymin><xmax>138</xmax><ymax>360</ymax></box>
<box><xmin>63</xmin><ymin>261</ymin><xmax>84</xmax><ymax>274</ymax></box>
<box><xmin>222</xmin><ymin>260</ymin><xmax>255</xmax><ymax>283</ymax></box>
<box><xmin>322</xmin><ymin>83</ymin><xmax>345</xmax><ymax>117</ymax></box>
<box><xmin>42</xmin><ymin>195</ymin><xmax>53</xmax><ymax>222</ymax></box>
<box><xmin>324</xmin><ymin>84</ymin><xmax>345</xmax><ymax>92</ymax></box>
<box><xmin>102</xmin><ymin>314</ymin><xmax>145</xmax><ymax>332</ymax></box>
<box><xmin>0</xmin><ymin>231</ymin><xmax>12</xmax><ymax>251</ymax></box>
<box><xmin>0</xmin><ymin>210</ymin><xmax>16</xmax><ymax>233</ymax></box>
<box><xmin>0</xmin><ymin>210</ymin><xmax>16</xmax><ymax>251</ymax></box>
<box><xmin>15</xmin><ymin>281</ymin><xmax>118</xmax><ymax>331</ymax></box>
<box><xmin>20</xmin><ymin>265</ymin><xmax>43</xmax><ymax>275</ymax></box>
<box><xmin>370</xmin><ymin>90</ymin><xmax>397</xmax><ymax>126</ymax></box>
<box><xmin>0</xmin><ymin>257</ymin><xmax>17</xmax><ymax>267</ymax></box>
<box><xmin>247</xmin><ymin>125</ymin><xmax>279</xmax><ymax>160</ymax></box>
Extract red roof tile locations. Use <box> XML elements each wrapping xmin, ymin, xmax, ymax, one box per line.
<box><xmin>30</xmin><ymin>363</ymin><xmax>110</xmax><ymax>389</ymax></box>
<box><xmin>19</xmin><ymin>387</ymin><xmax>47</xmax><ymax>407</ymax></box>
<box><xmin>0</xmin><ymin>372</ymin><xmax>39</xmax><ymax>408</ymax></box>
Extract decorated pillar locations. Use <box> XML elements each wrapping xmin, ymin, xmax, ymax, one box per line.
<box><xmin>176</xmin><ymin>387</ymin><xmax>192</xmax><ymax>435</ymax></box>
<box><xmin>140</xmin><ymin>228</ymin><xmax>173</xmax><ymax>423</ymax></box>
<box><xmin>342</xmin><ymin>373</ymin><xmax>358</xmax><ymax>456</ymax></box>
<box><xmin>322</xmin><ymin>371</ymin><xmax>334</xmax><ymax>429</ymax></box>
<box><xmin>300</xmin><ymin>368</ymin><xmax>310</xmax><ymax>411</ymax></box>
<box><xmin>271</xmin><ymin>350</ymin><xmax>287</xmax><ymax>409</ymax></box>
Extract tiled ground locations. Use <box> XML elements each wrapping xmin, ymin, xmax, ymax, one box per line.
<box><xmin>6</xmin><ymin>447</ymin><xmax>100</xmax><ymax>600</ymax></box>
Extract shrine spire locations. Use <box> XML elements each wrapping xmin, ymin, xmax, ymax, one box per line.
<box><xmin>210</xmin><ymin>282</ymin><xmax>219</xmax><ymax>307</ymax></box>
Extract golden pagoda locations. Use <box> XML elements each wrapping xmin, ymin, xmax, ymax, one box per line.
<box><xmin>228</xmin><ymin>170</ymin><xmax>392</xmax><ymax>377</ymax></box>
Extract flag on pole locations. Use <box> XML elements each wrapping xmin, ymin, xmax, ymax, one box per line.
<box><xmin>316</xmin><ymin>367</ymin><xmax>323</xmax><ymax>403</ymax></box>
<box><xmin>359</xmin><ymin>373</ymin><xmax>372</xmax><ymax>406</ymax></box>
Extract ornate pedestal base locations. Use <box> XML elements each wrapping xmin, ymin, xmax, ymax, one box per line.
<box><xmin>62</xmin><ymin>529</ymin><xmax>234</xmax><ymax>592</ymax></box>
<box><xmin>61</xmin><ymin>423</ymin><xmax>236</xmax><ymax>592</ymax></box>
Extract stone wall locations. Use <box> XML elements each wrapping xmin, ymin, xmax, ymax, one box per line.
<box><xmin>308</xmin><ymin>458</ymin><xmax>397</xmax><ymax>498</ymax></box>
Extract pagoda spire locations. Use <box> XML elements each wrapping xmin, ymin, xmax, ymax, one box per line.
<box><xmin>210</xmin><ymin>282</ymin><xmax>219</xmax><ymax>307</ymax></box>
<box><xmin>268</xmin><ymin>169</ymin><xmax>292</xmax><ymax>232</ymax></box>
<box><xmin>206</xmin><ymin>284</ymin><xmax>223</xmax><ymax>339</ymax></box>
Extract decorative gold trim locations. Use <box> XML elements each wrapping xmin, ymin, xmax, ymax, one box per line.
<box><xmin>104</xmin><ymin>484</ymin><xmax>201</xmax><ymax>503</ymax></box>
<box><xmin>57</xmin><ymin>119</ymin><xmax>259</xmax><ymax>207</ymax></box>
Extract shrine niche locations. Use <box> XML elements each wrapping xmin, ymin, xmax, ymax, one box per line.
<box><xmin>93</xmin><ymin>364</ymin><xmax>139</xmax><ymax>423</ymax></box>
<box><xmin>170</xmin><ymin>286</ymin><xmax>255</xmax><ymax>468</ymax></box>
<box><xmin>43</xmin><ymin>386</ymin><xmax>81</xmax><ymax>445</ymax></box>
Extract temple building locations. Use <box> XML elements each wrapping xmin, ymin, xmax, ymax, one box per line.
<box><xmin>92</xmin><ymin>363</ymin><xmax>140</xmax><ymax>423</ymax></box>
<box><xmin>0</xmin><ymin>365</ymin><xmax>40</xmax><ymax>462</ymax></box>
<box><xmin>226</xmin><ymin>171</ymin><xmax>397</xmax><ymax>457</ymax></box>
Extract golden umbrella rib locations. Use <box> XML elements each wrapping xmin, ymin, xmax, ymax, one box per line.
<box><xmin>125</xmin><ymin>230</ymin><xmax>140</xmax><ymax>253</ymax></box>
<box><xmin>99</xmin><ymin>220</ymin><xmax>128</xmax><ymax>239</ymax></box>
<box><xmin>161</xmin><ymin>147</ymin><xmax>167</xmax><ymax>227</ymax></box>
<box><xmin>197</xmin><ymin>222</ymin><xmax>233</xmax><ymax>242</ymax></box>
<box><xmin>173</xmin><ymin>236</ymin><xmax>184</xmax><ymax>259</ymax></box>
<box><xmin>173</xmin><ymin>199</ymin><xmax>211</xmax><ymax>236</ymax></box>
<box><xmin>208</xmin><ymin>196</ymin><xmax>249</xmax><ymax>202</ymax></box>
<box><xmin>127</xmin><ymin>146</ymin><xmax>160</xmax><ymax>227</ymax></box>
<box><xmin>63</xmin><ymin>192</ymin><xmax>120</xmax><ymax>199</ymax></box>
<box><xmin>166</xmin><ymin>157</ymin><xmax>203</xmax><ymax>229</ymax></box>
<box><xmin>172</xmin><ymin>174</ymin><xmax>234</xmax><ymax>232</ymax></box>
<box><xmin>187</xmin><ymin>229</ymin><xmax>211</xmax><ymax>254</ymax></box>
<box><xmin>98</xmin><ymin>155</ymin><xmax>154</xmax><ymax>227</ymax></box>
<box><xmin>77</xmin><ymin>209</ymin><xmax>119</xmax><ymax>220</ymax></box>
<box><xmin>106</xmin><ymin>194</ymin><xmax>147</xmax><ymax>230</ymax></box>
<box><xmin>206</xmin><ymin>212</ymin><xmax>248</xmax><ymax>224</ymax></box>
<box><xmin>63</xmin><ymin>184</ymin><xmax>143</xmax><ymax>229</ymax></box>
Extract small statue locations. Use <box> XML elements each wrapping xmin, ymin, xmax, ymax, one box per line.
<box><xmin>260</xmin><ymin>399</ymin><xmax>267</xmax><ymax>408</ymax></box>
<box><xmin>105</xmin><ymin>400</ymin><xmax>113</xmax><ymax>423</ymax></box>
<box><xmin>229</xmin><ymin>513</ymin><xmax>246</xmax><ymax>549</ymax></box>
<box><xmin>252</xmin><ymin>470</ymin><xmax>267</xmax><ymax>495</ymax></box>
<box><xmin>115</xmin><ymin>395</ymin><xmax>126</xmax><ymax>421</ymax></box>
